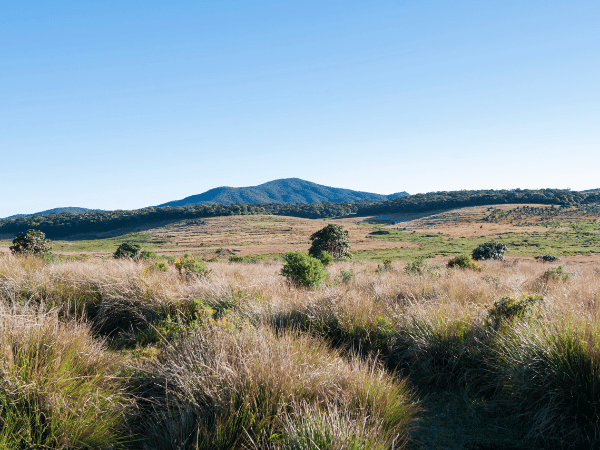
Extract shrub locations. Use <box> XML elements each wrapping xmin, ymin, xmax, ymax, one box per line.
<box><xmin>174</xmin><ymin>254</ymin><xmax>211</xmax><ymax>278</ymax></box>
<box><xmin>309</xmin><ymin>224</ymin><xmax>352</xmax><ymax>260</ymax></box>
<box><xmin>542</xmin><ymin>265</ymin><xmax>570</xmax><ymax>283</ymax></box>
<box><xmin>486</xmin><ymin>294</ymin><xmax>543</xmax><ymax>329</ymax></box>
<box><xmin>113</xmin><ymin>242</ymin><xmax>141</xmax><ymax>260</ymax></box>
<box><xmin>281</xmin><ymin>251</ymin><xmax>329</xmax><ymax>288</ymax></box>
<box><xmin>472</xmin><ymin>242</ymin><xmax>508</xmax><ymax>261</ymax></box>
<box><xmin>535</xmin><ymin>255</ymin><xmax>560</xmax><ymax>262</ymax></box>
<box><xmin>140</xmin><ymin>250</ymin><xmax>157</xmax><ymax>260</ymax></box>
<box><xmin>9</xmin><ymin>229</ymin><xmax>51</xmax><ymax>257</ymax></box>
<box><xmin>404</xmin><ymin>257</ymin><xmax>439</xmax><ymax>276</ymax></box>
<box><xmin>447</xmin><ymin>255</ymin><xmax>483</xmax><ymax>271</ymax></box>
<box><xmin>317</xmin><ymin>250</ymin><xmax>334</xmax><ymax>266</ymax></box>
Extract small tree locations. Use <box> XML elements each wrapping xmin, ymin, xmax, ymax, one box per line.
<box><xmin>281</xmin><ymin>251</ymin><xmax>328</xmax><ymax>288</ymax></box>
<box><xmin>472</xmin><ymin>242</ymin><xmax>508</xmax><ymax>261</ymax></box>
<box><xmin>308</xmin><ymin>224</ymin><xmax>352</xmax><ymax>260</ymax></box>
<box><xmin>10</xmin><ymin>229</ymin><xmax>51</xmax><ymax>257</ymax></box>
<box><xmin>114</xmin><ymin>242</ymin><xmax>142</xmax><ymax>260</ymax></box>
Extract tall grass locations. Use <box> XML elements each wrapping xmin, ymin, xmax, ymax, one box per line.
<box><xmin>0</xmin><ymin>305</ymin><xmax>130</xmax><ymax>449</ymax></box>
<box><xmin>133</xmin><ymin>325</ymin><xmax>419</xmax><ymax>450</ymax></box>
<box><xmin>2</xmin><ymin>254</ymin><xmax>600</xmax><ymax>448</ymax></box>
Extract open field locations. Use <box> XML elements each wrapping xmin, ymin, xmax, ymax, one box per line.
<box><xmin>2</xmin><ymin>204</ymin><xmax>599</xmax><ymax>261</ymax></box>
<box><xmin>1</xmin><ymin>252</ymin><xmax>600</xmax><ymax>449</ymax></box>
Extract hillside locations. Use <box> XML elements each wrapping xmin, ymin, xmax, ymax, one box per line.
<box><xmin>157</xmin><ymin>178</ymin><xmax>408</xmax><ymax>207</ymax></box>
<box><xmin>5</xmin><ymin>207</ymin><xmax>98</xmax><ymax>219</ymax></box>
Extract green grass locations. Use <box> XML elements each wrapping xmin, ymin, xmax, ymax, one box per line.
<box><xmin>49</xmin><ymin>232</ymin><xmax>167</xmax><ymax>252</ymax></box>
<box><xmin>358</xmin><ymin>226</ymin><xmax>600</xmax><ymax>261</ymax></box>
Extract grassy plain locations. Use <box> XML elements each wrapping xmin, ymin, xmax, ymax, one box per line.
<box><xmin>2</xmin><ymin>204</ymin><xmax>599</xmax><ymax>262</ymax></box>
<box><xmin>2</xmin><ymin>252</ymin><xmax>600</xmax><ymax>449</ymax></box>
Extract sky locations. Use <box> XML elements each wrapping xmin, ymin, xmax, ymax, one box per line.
<box><xmin>1</xmin><ymin>0</ymin><xmax>599</xmax><ymax>217</ymax></box>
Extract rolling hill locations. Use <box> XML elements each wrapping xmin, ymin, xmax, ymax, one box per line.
<box><xmin>5</xmin><ymin>207</ymin><xmax>99</xmax><ymax>220</ymax></box>
<box><xmin>157</xmin><ymin>178</ymin><xmax>408</xmax><ymax>207</ymax></box>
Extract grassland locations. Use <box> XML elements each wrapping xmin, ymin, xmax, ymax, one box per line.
<box><xmin>3</xmin><ymin>204</ymin><xmax>598</xmax><ymax>262</ymax></box>
<box><xmin>1</xmin><ymin>203</ymin><xmax>599</xmax><ymax>449</ymax></box>
<box><xmin>2</xmin><ymin>253</ymin><xmax>600</xmax><ymax>449</ymax></box>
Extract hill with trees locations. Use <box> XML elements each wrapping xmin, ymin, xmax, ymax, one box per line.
<box><xmin>157</xmin><ymin>178</ymin><xmax>408</xmax><ymax>207</ymax></box>
<box><xmin>4</xmin><ymin>207</ymin><xmax>98</xmax><ymax>219</ymax></box>
<box><xmin>1</xmin><ymin>188</ymin><xmax>599</xmax><ymax>240</ymax></box>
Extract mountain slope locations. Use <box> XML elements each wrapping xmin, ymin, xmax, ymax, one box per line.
<box><xmin>5</xmin><ymin>207</ymin><xmax>98</xmax><ymax>220</ymax></box>
<box><xmin>157</xmin><ymin>178</ymin><xmax>408</xmax><ymax>207</ymax></box>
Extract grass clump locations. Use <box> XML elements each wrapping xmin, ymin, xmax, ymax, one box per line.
<box><xmin>134</xmin><ymin>326</ymin><xmax>419</xmax><ymax>450</ymax></box>
<box><xmin>493</xmin><ymin>322</ymin><xmax>600</xmax><ymax>447</ymax></box>
<box><xmin>281</xmin><ymin>251</ymin><xmax>329</xmax><ymax>288</ymax></box>
<box><xmin>0</xmin><ymin>310</ymin><xmax>129</xmax><ymax>449</ymax></box>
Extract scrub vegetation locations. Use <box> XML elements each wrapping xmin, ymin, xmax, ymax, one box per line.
<box><xmin>2</xmin><ymin>199</ymin><xmax>600</xmax><ymax>449</ymax></box>
<box><xmin>2</xmin><ymin>248</ymin><xmax>600</xmax><ymax>449</ymax></box>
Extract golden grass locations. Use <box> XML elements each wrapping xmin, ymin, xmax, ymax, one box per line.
<box><xmin>2</xmin><ymin>253</ymin><xmax>600</xmax><ymax>448</ymax></box>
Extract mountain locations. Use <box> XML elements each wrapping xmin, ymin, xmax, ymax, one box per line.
<box><xmin>157</xmin><ymin>178</ymin><xmax>409</xmax><ymax>207</ymax></box>
<box><xmin>5</xmin><ymin>207</ymin><xmax>98</xmax><ymax>220</ymax></box>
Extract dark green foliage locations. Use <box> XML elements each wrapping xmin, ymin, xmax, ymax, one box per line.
<box><xmin>535</xmin><ymin>254</ymin><xmax>560</xmax><ymax>262</ymax></box>
<box><xmin>4</xmin><ymin>188</ymin><xmax>598</xmax><ymax>240</ymax></box>
<box><xmin>309</xmin><ymin>224</ymin><xmax>352</xmax><ymax>259</ymax></box>
<box><xmin>281</xmin><ymin>251</ymin><xmax>328</xmax><ymax>288</ymax></box>
<box><xmin>157</xmin><ymin>177</ymin><xmax>405</xmax><ymax>207</ymax></box>
<box><xmin>113</xmin><ymin>242</ymin><xmax>141</xmax><ymax>260</ymax></box>
<box><xmin>316</xmin><ymin>250</ymin><xmax>334</xmax><ymax>266</ymax></box>
<box><xmin>140</xmin><ymin>250</ymin><xmax>157</xmax><ymax>260</ymax></box>
<box><xmin>9</xmin><ymin>229</ymin><xmax>51</xmax><ymax>256</ymax></box>
<box><xmin>487</xmin><ymin>294</ymin><xmax>543</xmax><ymax>329</ymax></box>
<box><xmin>357</xmin><ymin>188</ymin><xmax>594</xmax><ymax>217</ymax></box>
<box><xmin>472</xmin><ymin>242</ymin><xmax>508</xmax><ymax>261</ymax></box>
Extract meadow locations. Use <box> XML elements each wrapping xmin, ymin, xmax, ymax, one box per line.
<box><xmin>1</xmin><ymin>205</ymin><xmax>600</xmax><ymax>449</ymax></box>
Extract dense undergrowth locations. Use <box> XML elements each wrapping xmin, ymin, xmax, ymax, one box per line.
<box><xmin>1</xmin><ymin>255</ymin><xmax>599</xmax><ymax>449</ymax></box>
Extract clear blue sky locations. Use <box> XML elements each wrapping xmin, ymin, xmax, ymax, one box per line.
<box><xmin>2</xmin><ymin>0</ymin><xmax>599</xmax><ymax>217</ymax></box>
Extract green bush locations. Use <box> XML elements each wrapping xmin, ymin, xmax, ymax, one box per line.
<box><xmin>9</xmin><ymin>229</ymin><xmax>51</xmax><ymax>257</ymax></box>
<box><xmin>316</xmin><ymin>250</ymin><xmax>334</xmax><ymax>266</ymax></box>
<box><xmin>487</xmin><ymin>294</ymin><xmax>543</xmax><ymax>329</ymax></box>
<box><xmin>308</xmin><ymin>224</ymin><xmax>352</xmax><ymax>260</ymax></box>
<box><xmin>404</xmin><ymin>257</ymin><xmax>439</xmax><ymax>276</ymax></box>
<box><xmin>535</xmin><ymin>255</ymin><xmax>560</xmax><ymax>262</ymax></box>
<box><xmin>472</xmin><ymin>242</ymin><xmax>508</xmax><ymax>261</ymax></box>
<box><xmin>447</xmin><ymin>255</ymin><xmax>483</xmax><ymax>271</ymax></box>
<box><xmin>542</xmin><ymin>265</ymin><xmax>570</xmax><ymax>283</ymax></box>
<box><xmin>113</xmin><ymin>242</ymin><xmax>141</xmax><ymax>260</ymax></box>
<box><xmin>281</xmin><ymin>251</ymin><xmax>329</xmax><ymax>288</ymax></box>
<box><xmin>174</xmin><ymin>254</ymin><xmax>211</xmax><ymax>278</ymax></box>
<box><xmin>140</xmin><ymin>250</ymin><xmax>157</xmax><ymax>260</ymax></box>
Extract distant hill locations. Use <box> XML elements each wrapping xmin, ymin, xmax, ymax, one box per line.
<box><xmin>157</xmin><ymin>178</ymin><xmax>408</xmax><ymax>207</ymax></box>
<box><xmin>5</xmin><ymin>207</ymin><xmax>98</xmax><ymax>220</ymax></box>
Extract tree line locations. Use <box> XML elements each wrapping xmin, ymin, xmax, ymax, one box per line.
<box><xmin>1</xmin><ymin>189</ymin><xmax>598</xmax><ymax>239</ymax></box>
